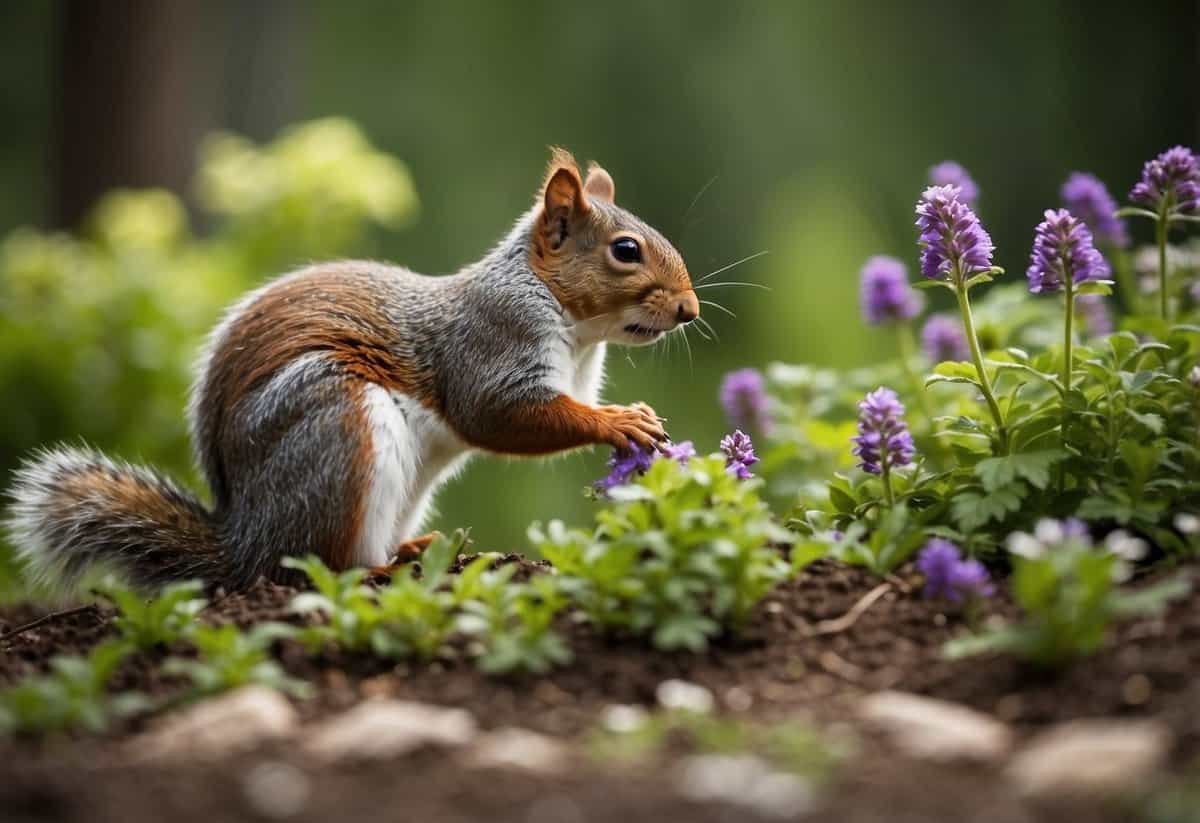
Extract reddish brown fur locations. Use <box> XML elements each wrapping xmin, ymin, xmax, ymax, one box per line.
<box><xmin>209</xmin><ymin>266</ymin><xmax>435</xmax><ymax>410</ymax></box>
<box><xmin>463</xmin><ymin>394</ymin><xmax>662</xmax><ymax>455</ymax></box>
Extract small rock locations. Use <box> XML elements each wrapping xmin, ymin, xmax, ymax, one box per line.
<box><xmin>130</xmin><ymin>686</ymin><xmax>297</xmax><ymax>761</ymax></box>
<box><xmin>1007</xmin><ymin>719</ymin><xmax>1170</xmax><ymax>798</ymax></box>
<box><xmin>858</xmin><ymin>690</ymin><xmax>1012</xmax><ymax>763</ymax></box>
<box><xmin>601</xmin><ymin>704</ymin><xmax>649</xmax><ymax>734</ymax></box>
<box><xmin>674</xmin><ymin>754</ymin><xmax>816</xmax><ymax>819</ymax></box>
<box><xmin>302</xmin><ymin>700</ymin><xmax>476</xmax><ymax>762</ymax></box>
<box><xmin>462</xmin><ymin>727</ymin><xmax>570</xmax><ymax>775</ymax></box>
<box><xmin>242</xmin><ymin>760</ymin><xmax>311</xmax><ymax>819</ymax></box>
<box><xmin>656</xmin><ymin>679</ymin><xmax>715</xmax><ymax>714</ymax></box>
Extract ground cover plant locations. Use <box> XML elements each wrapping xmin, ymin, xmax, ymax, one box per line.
<box><xmin>2</xmin><ymin>126</ymin><xmax>1200</xmax><ymax>822</ymax></box>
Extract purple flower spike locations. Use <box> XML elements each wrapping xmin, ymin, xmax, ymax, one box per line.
<box><xmin>860</xmin><ymin>255</ymin><xmax>923</xmax><ymax>326</ymax></box>
<box><xmin>595</xmin><ymin>439</ymin><xmax>694</xmax><ymax>493</ymax></box>
<box><xmin>915</xmin><ymin>185</ymin><xmax>995</xmax><ymax>282</ymax></box>
<box><xmin>928</xmin><ymin>161</ymin><xmax>980</xmax><ymax>207</ymax></box>
<box><xmin>719</xmin><ymin>430</ymin><xmax>758</xmax><ymax>479</ymax></box>
<box><xmin>917</xmin><ymin>538</ymin><xmax>994</xmax><ymax>603</ymax></box>
<box><xmin>1027</xmin><ymin>208</ymin><xmax>1109</xmax><ymax>294</ymax></box>
<box><xmin>851</xmin><ymin>387</ymin><xmax>915</xmax><ymax>476</ymax></box>
<box><xmin>920</xmin><ymin>314</ymin><xmax>970</xmax><ymax>363</ymax></box>
<box><xmin>719</xmin><ymin>368</ymin><xmax>771</xmax><ymax>433</ymax></box>
<box><xmin>1130</xmin><ymin>146</ymin><xmax>1200</xmax><ymax>215</ymax></box>
<box><xmin>1061</xmin><ymin>172</ymin><xmax>1129</xmax><ymax>248</ymax></box>
<box><xmin>1076</xmin><ymin>294</ymin><xmax>1113</xmax><ymax>337</ymax></box>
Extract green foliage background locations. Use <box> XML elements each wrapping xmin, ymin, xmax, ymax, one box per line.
<box><xmin>0</xmin><ymin>2</ymin><xmax>1195</xmax><ymax>596</ymax></box>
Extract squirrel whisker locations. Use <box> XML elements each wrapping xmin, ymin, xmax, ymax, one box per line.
<box><xmin>693</xmin><ymin>281</ymin><xmax>771</xmax><ymax>292</ymax></box>
<box><xmin>696</xmin><ymin>250</ymin><xmax>770</xmax><ymax>284</ymax></box>
<box><xmin>699</xmin><ymin>299</ymin><xmax>736</xmax><ymax>319</ymax></box>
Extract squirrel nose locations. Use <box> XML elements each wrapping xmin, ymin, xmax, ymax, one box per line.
<box><xmin>675</xmin><ymin>292</ymin><xmax>700</xmax><ymax>324</ymax></box>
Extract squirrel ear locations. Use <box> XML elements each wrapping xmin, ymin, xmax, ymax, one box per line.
<box><xmin>540</xmin><ymin>150</ymin><xmax>588</xmax><ymax>250</ymax></box>
<box><xmin>584</xmin><ymin>163</ymin><xmax>615</xmax><ymax>203</ymax></box>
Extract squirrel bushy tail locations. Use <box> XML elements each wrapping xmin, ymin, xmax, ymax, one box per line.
<box><xmin>6</xmin><ymin>446</ymin><xmax>224</xmax><ymax>591</ymax></box>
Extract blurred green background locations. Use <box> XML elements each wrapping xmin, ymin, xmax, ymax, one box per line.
<box><xmin>0</xmin><ymin>1</ymin><xmax>1196</xmax><ymax>576</ymax></box>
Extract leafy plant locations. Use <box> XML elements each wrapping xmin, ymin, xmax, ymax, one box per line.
<box><xmin>163</xmin><ymin>622</ymin><xmax>308</xmax><ymax>698</ymax></box>
<box><xmin>532</xmin><ymin>453</ymin><xmax>801</xmax><ymax>652</ymax></box>
<box><xmin>102</xmin><ymin>578</ymin><xmax>207</xmax><ymax>648</ymax></box>
<box><xmin>458</xmin><ymin>573</ymin><xmax>572</xmax><ymax>675</ymax></box>
<box><xmin>285</xmin><ymin>531</ymin><xmax>570</xmax><ymax>673</ymax></box>
<box><xmin>945</xmin><ymin>520</ymin><xmax>1190</xmax><ymax>666</ymax></box>
<box><xmin>0</xmin><ymin>639</ymin><xmax>147</xmax><ymax>735</ymax></box>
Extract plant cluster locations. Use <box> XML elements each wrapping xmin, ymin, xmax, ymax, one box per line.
<box><xmin>285</xmin><ymin>531</ymin><xmax>571</xmax><ymax>675</ymax></box>
<box><xmin>945</xmin><ymin>519</ymin><xmax>1189</xmax><ymax>666</ymax></box>
<box><xmin>0</xmin><ymin>640</ymin><xmax>147</xmax><ymax>735</ymax></box>
<box><xmin>535</xmin><ymin>444</ymin><xmax>810</xmax><ymax>652</ymax></box>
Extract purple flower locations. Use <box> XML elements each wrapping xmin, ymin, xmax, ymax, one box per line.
<box><xmin>719</xmin><ymin>368</ymin><xmax>771</xmax><ymax>432</ymax></box>
<box><xmin>595</xmin><ymin>439</ymin><xmax>694</xmax><ymax>493</ymax></box>
<box><xmin>1027</xmin><ymin>208</ymin><xmax>1110</xmax><ymax>294</ymax></box>
<box><xmin>1130</xmin><ymin>145</ymin><xmax>1200</xmax><ymax>215</ymax></box>
<box><xmin>920</xmin><ymin>314</ymin><xmax>970</xmax><ymax>363</ymax></box>
<box><xmin>1060</xmin><ymin>172</ymin><xmax>1129</xmax><ymax>248</ymax></box>
<box><xmin>915</xmin><ymin>185</ymin><xmax>995</xmax><ymax>282</ymax></box>
<box><xmin>1076</xmin><ymin>294</ymin><xmax>1113</xmax><ymax>337</ymax></box>
<box><xmin>860</xmin><ymin>255</ymin><xmax>923</xmax><ymax>326</ymax></box>
<box><xmin>928</xmin><ymin>161</ymin><xmax>980</xmax><ymax>207</ymax></box>
<box><xmin>851</xmin><ymin>387</ymin><xmax>915</xmax><ymax>476</ymax></box>
<box><xmin>917</xmin><ymin>538</ymin><xmax>994</xmax><ymax>603</ymax></box>
<box><xmin>662</xmin><ymin>440</ymin><xmax>696</xmax><ymax>464</ymax></box>
<box><xmin>719</xmin><ymin>430</ymin><xmax>758</xmax><ymax>479</ymax></box>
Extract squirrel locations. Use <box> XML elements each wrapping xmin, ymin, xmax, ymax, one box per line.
<box><xmin>6</xmin><ymin>148</ymin><xmax>699</xmax><ymax>592</ymax></box>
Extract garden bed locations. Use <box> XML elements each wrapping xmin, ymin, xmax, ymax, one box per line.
<box><xmin>1</xmin><ymin>553</ymin><xmax>1195</xmax><ymax>822</ymax></box>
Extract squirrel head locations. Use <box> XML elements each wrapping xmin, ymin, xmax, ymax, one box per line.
<box><xmin>529</xmin><ymin>148</ymin><xmax>698</xmax><ymax>346</ymax></box>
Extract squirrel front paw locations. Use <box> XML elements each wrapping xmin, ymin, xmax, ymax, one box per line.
<box><xmin>598</xmin><ymin>402</ymin><xmax>668</xmax><ymax>451</ymax></box>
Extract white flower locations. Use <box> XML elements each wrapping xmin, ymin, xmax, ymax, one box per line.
<box><xmin>1175</xmin><ymin>512</ymin><xmax>1200</xmax><ymax>535</ymax></box>
<box><xmin>1034</xmin><ymin>519</ymin><xmax>1064</xmax><ymax>545</ymax></box>
<box><xmin>1007</xmin><ymin>532</ymin><xmax>1045</xmax><ymax>559</ymax></box>
<box><xmin>1189</xmin><ymin>364</ymin><xmax>1200</xmax><ymax>388</ymax></box>
<box><xmin>601</xmin><ymin>704</ymin><xmax>648</xmax><ymax>734</ymax></box>
<box><xmin>1104</xmin><ymin>530</ymin><xmax>1148</xmax><ymax>562</ymax></box>
<box><xmin>656</xmin><ymin>679</ymin><xmax>715</xmax><ymax>714</ymax></box>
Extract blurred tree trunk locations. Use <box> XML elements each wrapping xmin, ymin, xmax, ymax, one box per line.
<box><xmin>52</xmin><ymin>0</ymin><xmax>213</xmax><ymax>228</ymax></box>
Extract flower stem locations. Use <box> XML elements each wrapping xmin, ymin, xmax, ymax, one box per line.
<box><xmin>1157</xmin><ymin>205</ymin><xmax>1170</xmax><ymax>320</ymax></box>
<box><xmin>1060</xmin><ymin>278</ymin><xmax>1075</xmax><ymax>493</ymax></box>
<box><xmin>954</xmin><ymin>280</ymin><xmax>1008</xmax><ymax>453</ymax></box>
<box><xmin>880</xmin><ymin>460</ymin><xmax>895</xmax><ymax>507</ymax></box>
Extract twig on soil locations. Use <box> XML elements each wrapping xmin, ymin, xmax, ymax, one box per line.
<box><xmin>0</xmin><ymin>604</ymin><xmax>96</xmax><ymax>645</ymax></box>
<box><xmin>809</xmin><ymin>582</ymin><xmax>891</xmax><ymax>637</ymax></box>
<box><xmin>817</xmin><ymin>650</ymin><xmax>865</xmax><ymax>683</ymax></box>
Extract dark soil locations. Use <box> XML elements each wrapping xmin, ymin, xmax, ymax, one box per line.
<box><xmin>1</xmin><ymin>555</ymin><xmax>1196</xmax><ymax>822</ymax></box>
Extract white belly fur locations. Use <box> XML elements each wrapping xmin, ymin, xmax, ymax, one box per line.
<box><xmin>354</xmin><ymin>385</ymin><xmax>472</xmax><ymax>567</ymax></box>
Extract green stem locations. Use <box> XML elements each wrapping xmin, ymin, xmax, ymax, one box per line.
<box><xmin>880</xmin><ymin>460</ymin><xmax>895</xmax><ymax>507</ymax></box>
<box><xmin>954</xmin><ymin>279</ymin><xmax>1008</xmax><ymax>453</ymax></box>
<box><xmin>1060</xmin><ymin>279</ymin><xmax>1075</xmax><ymax>493</ymax></box>
<box><xmin>1062</xmin><ymin>279</ymin><xmax>1074</xmax><ymax>396</ymax></box>
<box><xmin>1156</xmin><ymin>206</ymin><xmax>1169</xmax><ymax>320</ymax></box>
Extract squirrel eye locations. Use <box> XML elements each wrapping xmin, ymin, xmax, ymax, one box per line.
<box><xmin>610</xmin><ymin>237</ymin><xmax>642</xmax><ymax>265</ymax></box>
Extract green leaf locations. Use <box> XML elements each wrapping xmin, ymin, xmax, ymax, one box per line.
<box><xmin>1073</xmin><ymin>280</ymin><xmax>1113</xmax><ymax>297</ymax></box>
<box><xmin>975</xmin><ymin>450</ymin><xmax>1065</xmax><ymax>492</ymax></box>
<box><xmin>951</xmin><ymin>489</ymin><xmax>1023</xmax><ymax>531</ymax></box>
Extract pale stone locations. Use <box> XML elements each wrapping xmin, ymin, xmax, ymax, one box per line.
<box><xmin>674</xmin><ymin>754</ymin><xmax>816</xmax><ymax>819</ymax></box>
<box><xmin>302</xmin><ymin>699</ymin><xmax>476</xmax><ymax>762</ymax></box>
<box><xmin>462</xmin><ymin>727</ymin><xmax>570</xmax><ymax>775</ymax></box>
<box><xmin>655</xmin><ymin>679</ymin><xmax>715</xmax><ymax>714</ymax></box>
<box><xmin>242</xmin><ymin>760</ymin><xmax>311</xmax><ymax>819</ymax></box>
<box><xmin>1007</xmin><ymin>719</ymin><xmax>1170</xmax><ymax>798</ymax></box>
<box><xmin>858</xmin><ymin>690</ymin><xmax>1012</xmax><ymax>763</ymax></box>
<box><xmin>130</xmin><ymin>686</ymin><xmax>297</xmax><ymax>761</ymax></box>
